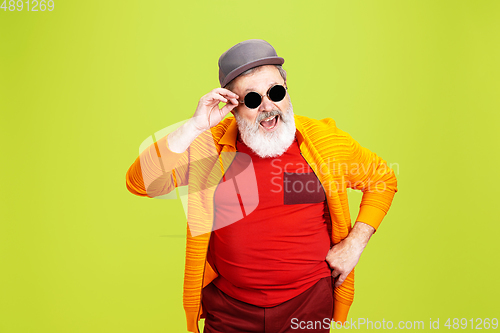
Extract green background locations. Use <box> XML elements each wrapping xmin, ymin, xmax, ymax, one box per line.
<box><xmin>1</xmin><ymin>0</ymin><xmax>499</xmax><ymax>332</ymax></box>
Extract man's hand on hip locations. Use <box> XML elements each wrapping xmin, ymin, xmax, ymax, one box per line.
<box><xmin>325</xmin><ymin>221</ymin><xmax>375</xmax><ymax>288</ymax></box>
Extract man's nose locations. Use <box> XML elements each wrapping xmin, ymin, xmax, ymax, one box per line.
<box><xmin>258</xmin><ymin>95</ymin><xmax>275</xmax><ymax>112</ymax></box>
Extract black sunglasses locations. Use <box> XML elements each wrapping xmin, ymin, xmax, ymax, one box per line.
<box><xmin>239</xmin><ymin>84</ymin><xmax>287</xmax><ymax>109</ymax></box>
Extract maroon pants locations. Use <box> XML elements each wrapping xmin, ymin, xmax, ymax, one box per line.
<box><xmin>202</xmin><ymin>276</ymin><xmax>334</xmax><ymax>333</ymax></box>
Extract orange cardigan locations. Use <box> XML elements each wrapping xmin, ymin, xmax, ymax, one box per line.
<box><xmin>126</xmin><ymin>115</ymin><xmax>398</xmax><ymax>332</ymax></box>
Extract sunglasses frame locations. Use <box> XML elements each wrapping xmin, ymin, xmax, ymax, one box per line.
<box><xmin>238</xmin><ymin>84</ymin><xmax>288</xmax><ymax>109</ymax></box>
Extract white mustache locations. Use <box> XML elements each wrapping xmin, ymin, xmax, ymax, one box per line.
<box><xmin>256</xmin><ymin>110</ymin><xmax>284</xmax><ymax>124</ymax></box>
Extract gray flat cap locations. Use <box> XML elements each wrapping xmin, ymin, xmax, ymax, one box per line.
<box><xmin>218</xmin><ymin>39</ymin><xmax>284</xmax><ymax>87</ymax></box>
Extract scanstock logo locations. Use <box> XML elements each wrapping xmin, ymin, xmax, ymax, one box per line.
<box><xmin>138</xmin><ymin>120</ymin><xmax>259</xmax><ymax>236</ymax></box>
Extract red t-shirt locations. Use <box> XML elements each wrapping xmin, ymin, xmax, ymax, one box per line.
<box><xmin>207</xmin><ymin>138</ymin><xmax>332</xmax><ymax>307</ymax></box>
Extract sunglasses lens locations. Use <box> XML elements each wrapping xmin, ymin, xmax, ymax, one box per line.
<box><xmin>268</xmin><ymin>85</ymin><xmax>286</xmax><ymax>102</ymax></box>
<box><xmin>244</xmin><ymin>92</ymin><xmax>262</xmax><ymax>109</ymax></box>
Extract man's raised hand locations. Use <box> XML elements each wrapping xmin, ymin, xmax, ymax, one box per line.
<box><xmin>191</xmin><ymin>88</ymin><xmax>240</xmax><ymax>132</ymax></box>
<box><xmin>166</xmin><ymin>88</ymin><xmax>239</xmax><ymax>154</ymax></box>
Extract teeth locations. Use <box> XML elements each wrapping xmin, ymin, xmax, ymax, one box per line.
<box><xmin>262</xmin><ymin>115</ymin><xmax>276</xmax><ymax>122</ymax></box>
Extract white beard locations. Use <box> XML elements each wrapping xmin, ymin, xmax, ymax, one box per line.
<box><xmin>234</xmin><ymin>102</ymin><xmax>296</xmax><ymax>158</ymax></box>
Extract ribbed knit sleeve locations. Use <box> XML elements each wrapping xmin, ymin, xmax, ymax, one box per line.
<box><xmin>345</xmin><ymin>134</ymin><xmax>398</xmax><ymax>230</ymax></box>
<box><xmin>125</xmin><ymin>134</ymin><xmax>189</xmax><ymax>198</ymax></box>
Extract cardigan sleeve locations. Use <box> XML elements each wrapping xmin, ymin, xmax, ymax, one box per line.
<box><xmin>345</xmin><ymin>134</ymin><xmax>398</xmax><ymax>230</ymax></box>
<box><xmin>125</xmin><ymin>134</ymin><xmax>190</xmax><ymax>198</ymax></box>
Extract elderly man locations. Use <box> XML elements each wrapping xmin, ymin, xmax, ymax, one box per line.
<box><xmin>126</xmin><ymin>39</ymin><xmax>398</xmax><ymax>333</ymax></box>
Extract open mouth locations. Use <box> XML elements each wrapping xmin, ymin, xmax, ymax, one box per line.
<box><xmin>259</xmin><ymin>115</ymin><xmax>279</xmax><ymax>130</ymax></box>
